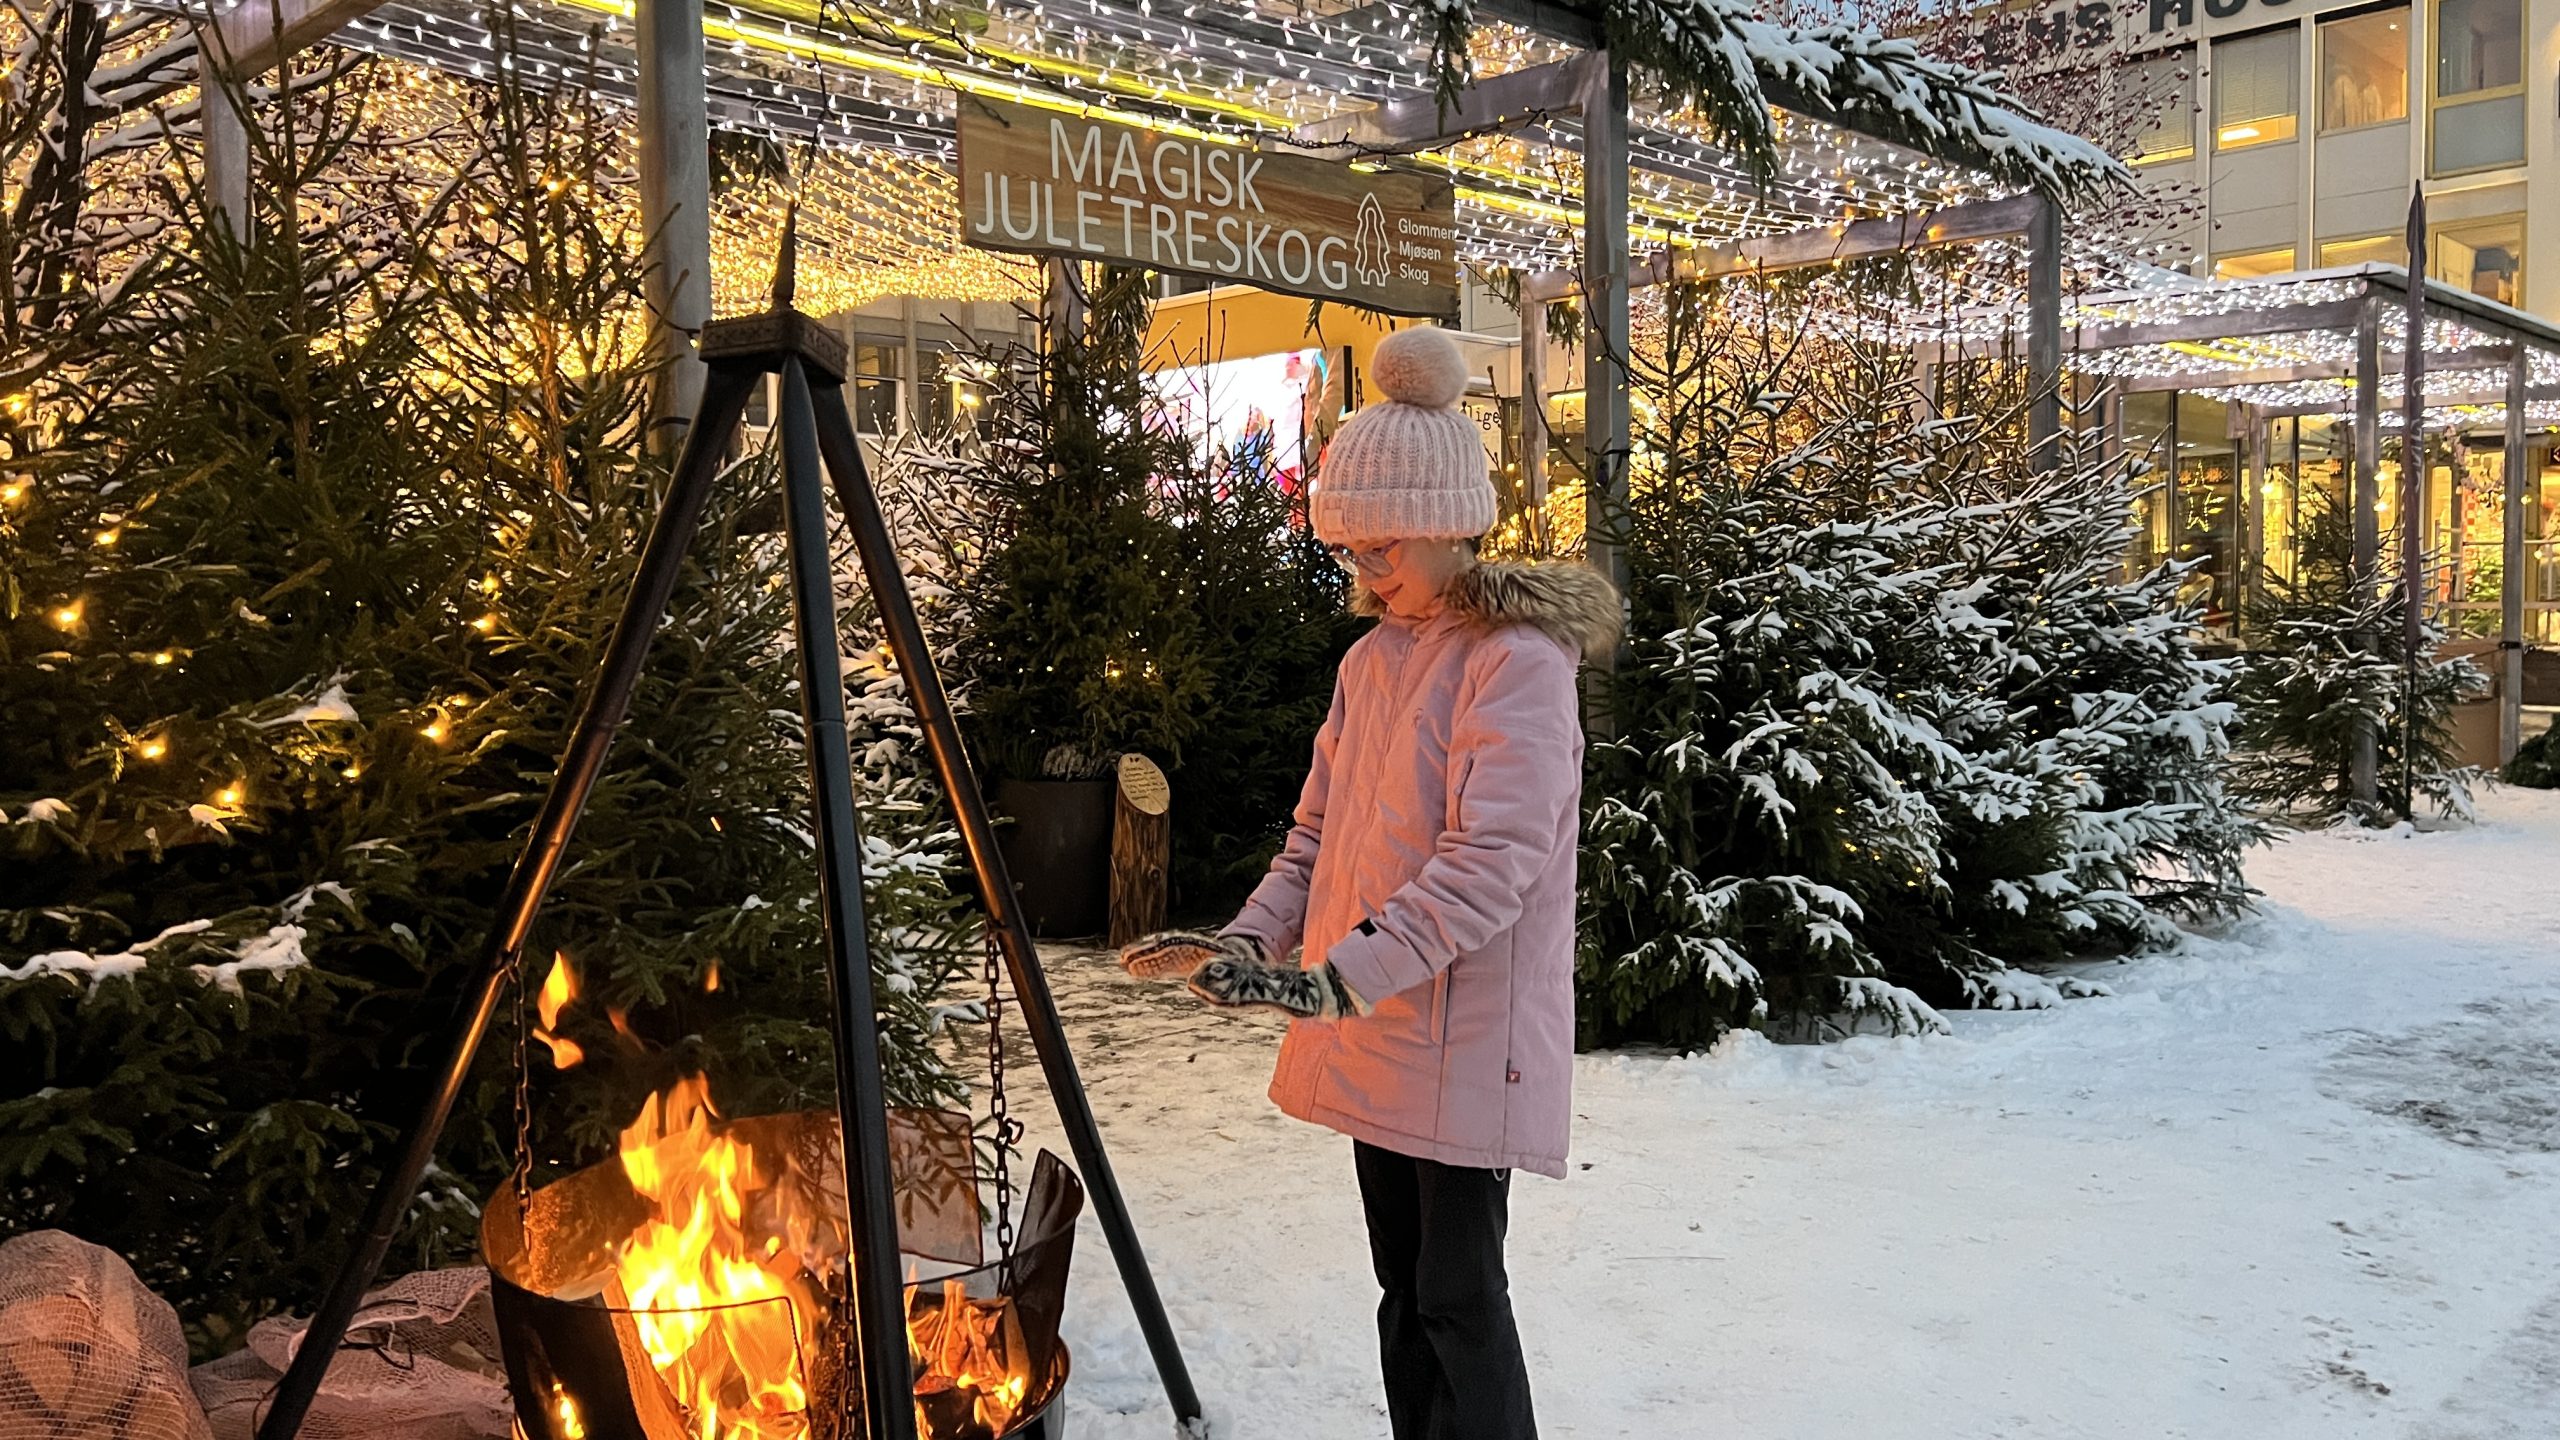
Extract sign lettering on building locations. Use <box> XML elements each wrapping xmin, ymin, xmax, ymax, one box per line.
<box><xmin>956</xmin><ymin>96</ymin><xmax>1461</xmax><ymax>319</ymax></box>
<box><xmin>1984</xmin><ymin>0</ymin><xmax>2372</xmax><ymax>71</ymax></box>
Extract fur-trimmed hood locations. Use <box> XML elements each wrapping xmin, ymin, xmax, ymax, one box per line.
<box><xmin>1352</xmin><ymin>560</ymin><xmax>1623</xmax><ymax>662</ymax></box>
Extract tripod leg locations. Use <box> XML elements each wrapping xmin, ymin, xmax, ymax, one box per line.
<box><xmin>774</xmin><ymin>357</ymin><xmax>916</xmax><ymax>1440</ymax></box>
<box><xmin>255</xmin><ymin>363</ymin><xmax>761</xmax><ymax>1440</ymax></box>
<box><xmin>806</xmin><ymin>381</ymin><xmax>1206</xmax><ymax>1428</ymax></box>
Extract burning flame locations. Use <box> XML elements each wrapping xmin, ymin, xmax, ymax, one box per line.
<box><xmin>612</xmin><ymin>1077</ymin><xmax>823</xmax><ymax>1440</ymax></box>
<box><xmin>535</xmin><ymin>953</ymin><xmax>584</xmax><ymax>1070</ymax></box>
<box><xmin>601</xmin><ymin>1077</ymin><xmax>1039</xmax><ymax>1439</ymax></box>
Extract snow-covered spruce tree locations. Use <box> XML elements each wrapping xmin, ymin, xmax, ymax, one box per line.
<box><xmin>2231</xmin><ymin>495</ymin><xmax>2483</xmax><ymax>825</ymax></box>
<box><xmin>952</xmin><ymin>268</ymin><xmax>1210</xmax><ymax>783</ymax></box>
<box><xmin>0</xmin><ymin>55</ymin><xmax>960</xmax><ymax>1349</ymax></box>
<box><xmin>1578</xmin><ymin>280</ymin><xmax>2252</xmax><ymax>1048</ymax></box>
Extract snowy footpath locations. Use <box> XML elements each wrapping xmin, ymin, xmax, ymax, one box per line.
<box><xmin>1005</xmin><ymin>789</ymin><xmax>2560</xmax><ymax>1439</ymax></box>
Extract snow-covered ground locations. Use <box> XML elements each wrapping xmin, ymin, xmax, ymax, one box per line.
<box><xmin>1010</xmin><ymin>788</ymin><xmax>2560</xmax><ymax>1439</ymax></box>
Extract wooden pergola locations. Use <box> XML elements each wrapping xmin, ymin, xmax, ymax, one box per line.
<box><xmin>177</xmin><ymin>0</ymin><xmax>2125</xmax><ymax>595</ymax></box>
<box><xmin>1957</xmin><ymin>263</ymin><xmax>2560</xmax><ymax>767</ymax></box>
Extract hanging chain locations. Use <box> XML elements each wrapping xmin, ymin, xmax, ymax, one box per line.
<box><xmin>983</xmin><ymin>923</ymin><xmax>1019</xmax><ymax>1257</ymax></box>
<box><xmin>510</xmin><ymin>950</ymin><xmax>535</xmax><ymax>1228</ymax></box>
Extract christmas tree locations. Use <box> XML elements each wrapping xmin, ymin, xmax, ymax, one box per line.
<box><xmin>2231</xmin><ymin>494</ymin><xmax>2483</xmax><ymax>825</ymax></box>
<box><xmin>1577</xmin><ymin>281</ymin><xmax>2254</xmax><ymax>1048</ymax></box>
<box><xmin>0</xmin><ymin>56</ymin><xmax>964</xmax><ymax>1348</ymax></box>
<box><xmin>953</xmin><ymin>267</ymin><xmax>1209</xmax><ymax>783</ymax></box>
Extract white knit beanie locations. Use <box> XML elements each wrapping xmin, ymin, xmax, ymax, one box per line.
<box><xmin>1310</xmin><ymin>327</ymin><xmax>1495</xmax><ymax>548</ymax></box>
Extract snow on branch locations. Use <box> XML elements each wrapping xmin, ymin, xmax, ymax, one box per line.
<box><xmin>1425</xmin><ymin>0</ymin><xmax>2129</xmax><ymax>203</ymax></box>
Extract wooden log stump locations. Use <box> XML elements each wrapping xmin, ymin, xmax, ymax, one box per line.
<box><xmin>1108</xmin><ymin>754</ymin><xmax>1171</xmax><ymax>948</ymax></box>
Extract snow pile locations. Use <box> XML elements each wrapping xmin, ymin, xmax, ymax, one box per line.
<box><xmin>1010</xmin><ymin>789</ymin><xmax>2560</xmax><ymax>1438</ymax></box>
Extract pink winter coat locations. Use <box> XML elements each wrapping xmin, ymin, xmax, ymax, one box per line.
<box><xmin>1222</xmin><ymin>562</ymin><xmax>1620</xmax><ymax>1179</ymax></box>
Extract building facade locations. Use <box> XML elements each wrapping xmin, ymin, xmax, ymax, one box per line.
<box><xmin>1997</xmin><ymin>0</ymin><xmax>2552</xmax><ymax>318</ymax></box>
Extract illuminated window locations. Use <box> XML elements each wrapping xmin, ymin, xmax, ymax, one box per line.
<box><xmin>2319</xmin><ymin>8</ymin><xmax>2408</xmax><ymax>133</ymax></box>
<box><xmin>2318</xmin><ymin>234</ymin><xmax>2408</xmax><ymax>268</ymax></box>
<box><xmin>853</xmin><ymin>341</ymin><xmax>903</xmax><ymax>437</ymax></box>
<box><xmin>2429</xmin><ymin>0</ymin><xmax>2523</xmax><ymax>174</ymax></box>
<box><xmin>2429</xmin><ymin>214</ymin><xmax>2525</xmax><ymax>307</ymax></box>
<box><xmin>2121</xmin><ymin>48</ymin><xmax>2197</xmax><ymax>164</ymax></box>
<box><xmin>2214</xmin><ymin>247</ymin><xmax>2298</xmax><ymax>280</ymax></box>
<box><xmin>2213</xmin><ymin>28</ymin><xmax>2300</xmax><ymax>151</ymax></box>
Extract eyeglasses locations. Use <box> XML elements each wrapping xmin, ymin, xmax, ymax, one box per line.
<box><xmin>1327</xmin><ymin>542</ymin><xmax>1398</xmax><ymax>577</ymax></box>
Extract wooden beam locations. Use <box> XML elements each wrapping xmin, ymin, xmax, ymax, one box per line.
<box><xmin>1291</xmin><ymin>55</ymin><xmax>1595</xmax><ymax>154</ymax></box>
<box><xmin>2070</xmin><ymin>298</ymin><xmax>2369</xmax><ymax>353</ymax></box>
<box><xmin>205</xmin><ymin>0</ymin><xmax>390</xmax><ymax>78</ymax></box>
<box><xmin>2116</xmin><ymin>345</ymin><xmax>2519</xmax><ymax>394</ymax></box>
<box><xmin>1520</xmin><ymin>194</ymin><xmax>2042</xmax><ymax>303</ymax></box>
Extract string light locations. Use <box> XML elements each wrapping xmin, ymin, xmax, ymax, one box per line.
<box><xmin>52</xmin><ymin>602</ymin><xmax>81</xmax><ymax>629</ymax></box>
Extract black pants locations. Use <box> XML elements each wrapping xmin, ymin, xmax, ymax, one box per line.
<box><xmin>1353</xmin><ymin>1140</ymin><xmax>1538</xmax><ymax>1440</ymax></box>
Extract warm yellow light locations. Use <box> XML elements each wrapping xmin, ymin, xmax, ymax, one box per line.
<box><xmin>139</xmin><ymin>739</ymin><xmax>166</xmax><ymax>760</ymax></box>
<box><xmin>422</xmin><ymin>719</ymin><xmax>450</xmax><ymax>742</ymax></box>
<box><xmin>2</xmin><ymin>482</ymin><xmax>26</xmax><ymax>503</ymax></box>
<box><xmin>342</xmin><ymin>765</ymin><xmax>362</xmax><ymax>780</ymax></box>
<box><xmin>217</xmin><ymin>784</ymin><xmax>244</xmax><ymax>807</ymax></box>
<box><xmin>480</xmin><ymin>573</ymin><xmax>501</xmax><ymax>594</ymax></box>
<box><xmin>52</xmin><ymin>602</ymin><xmax>81</xmax><ymax>628</ymax></box>
<box><xmin>472</xmin><ymin>614</ymin><xmax>498</xmax><ymax>633</ymax></box>
<box><xmin>95</xmin><ymin>529</ymin><xmax>118</xmax><ymax>547</ymax></box>
<box><xmin>2221</xmin><ymin>126</ymin><xmax>2261</xmax><ymax>143</ymax></box>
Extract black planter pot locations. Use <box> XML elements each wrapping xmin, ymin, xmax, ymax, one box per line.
<box><xmin>992</xmin><ymin>777</ymin><xmax>1114</xmax><ymax>939</ymax></box>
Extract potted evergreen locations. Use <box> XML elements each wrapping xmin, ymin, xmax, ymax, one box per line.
<box><xmin>958</xmin><ymin>269</ymin><xmax>1206</xmax><ymax>935</ymax></box>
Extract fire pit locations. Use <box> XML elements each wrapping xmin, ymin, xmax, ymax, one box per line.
<box><xmin>481</xmin><ymin>1079</ymin><xmax>1080</xmax><ymax>1440</ymax></box>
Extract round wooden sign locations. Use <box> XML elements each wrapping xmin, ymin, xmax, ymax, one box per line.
<box><xmin>1117</xmin><ymin>753</ymin><xmax>1170</xmax><ymax>816</ymax></box>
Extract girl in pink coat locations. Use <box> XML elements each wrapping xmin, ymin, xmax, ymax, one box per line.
<box><xmin>1121</xmin><ymin>325</ymin><xmax>1618</xmax><ymax>1440</ymax></box>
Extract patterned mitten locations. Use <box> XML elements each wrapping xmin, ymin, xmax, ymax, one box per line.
<box><xmin>1188</xmin><ymin>956</ymin><xmax>1365</xmax><ymax>1020</ymax></box>
<box><xmin>1119</xmin><ymin>929</ymin><xmax>1262</xmax><ymax>981</ymax></box>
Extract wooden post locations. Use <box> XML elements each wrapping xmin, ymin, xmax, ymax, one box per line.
<box><xmin>1107</xmin><ymin>754</ymin><xmax>1171</xmax><ymax>948</ymax></box>
<box><xmin>1518</xmin><ymin>290</ymin><xmax>1549</xmax><ymax>509</ymax></box>
<box><xmin>2352</xmin><ymin>299</ymin><xmax>2382</xmax><ymax>808</ymax></box>
<box><xmin>201</xmin><ymin>78</ymin><xmax>250</xmax><ymax>241</ymax></box>
<box><xmin>2027</xmin><ymin>194</ymin><xmax>2063</xmax><ymax>474</ymax></box>
<box><xmin>1579</xmin><ymin>51</ymin><xmax>1630</xmax><ymax>598</ymax></box>
<box><xmin>636</xmin><ymin>0</ymin><xmax>712</xmax><ymax>448</ymax></box>
<box><xmin>2502</xmin><ymin>347</ymin><xmax>2531</xmax><ymax>764</ymax></box>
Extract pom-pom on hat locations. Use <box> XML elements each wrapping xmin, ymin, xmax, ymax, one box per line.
<box><xmin>1311</xmin><ymin>326</ymin><xmax>1496</xmax><ymax>548</ymax></box>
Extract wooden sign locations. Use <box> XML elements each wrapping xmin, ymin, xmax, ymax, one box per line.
<box><xmin>957</xmin><ymin>96</ymin><xmax>1460</xmax><ymax>319</ymax></box>
<box><xmin>1116</xmin><ymin>753</ymin><xmax>1170</xmax><ymax>816</ymax></box>
<box><xmin>1109</xmin><ymin>754</ymin><xmax>1171</xmax><ymax>946</ymax></box>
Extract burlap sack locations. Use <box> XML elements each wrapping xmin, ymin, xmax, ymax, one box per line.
<box><xmin>188</xmin><ymin>1269</ymin><xmax>509</xmax><ymax>1440</ymax></box>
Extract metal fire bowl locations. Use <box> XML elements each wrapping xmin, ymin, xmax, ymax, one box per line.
<box><xmin>481</xmin><ymin>1106</ymin><xmax>1074</xmax><ymax>1440</ymax></box>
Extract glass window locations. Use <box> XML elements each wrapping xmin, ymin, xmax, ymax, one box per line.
<box><xmin>2318</xmin><ymin>234</ymin><xmax>2408</xmax><ymax>267</ymax></box>
<box><xmin>2319</xmin><ymin>8</ymin><xmax>2409</xmax><ymax>132</ymax></box>
<box><xmin>922</xmin><ymin>348</ymin><xmax>989</xmax><ymax>434</ymax></box>
<box><xmin>2213</xmin><ymin>28</ymin><xmax>2300</xmax><ymax>150</ymax></box>
<box><xmin>853</xmin><ymin>341</ymin><xmax>903</xmax><ymax>437</ymax></box>
<box><xmin>2121</xmin><ymin>48</ymin><xmax>2198</xmax><ymax>164</ymax></box>
<box><xmin>2429</xmin><ymin>214</ymin><xmax>2525</xmax><ymax>306</ymax></box>
<box><xmin>2435</xmin><ymin>0</ymin><xmax>2522</xmax><ymax>95</ymax></box>
<box><xmin>2214</xmin><ymin>247</ymin><xmax>2298</xmax><ymax>279</ymax></box>
<box><xmin>2430</xmin><ymin>0</ymin><xmax>2524</xmax><ymax>173</ymax></box>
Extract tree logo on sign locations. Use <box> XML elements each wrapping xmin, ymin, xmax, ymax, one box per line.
<box><xmin>1353</xmin><ymin>193</ymin><xmax>1390</xmax><ymax>288</ymax></box>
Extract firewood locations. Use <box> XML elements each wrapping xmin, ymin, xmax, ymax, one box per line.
<box><xmin>603</xmin><ymin>1275</ymin><xmax>697</xmax><ymax>1440</ymax></box>
<box><xmin>0</xmin><ymin>1296</ymin><xmax>91</xmax><ymax>1416</ymax></box>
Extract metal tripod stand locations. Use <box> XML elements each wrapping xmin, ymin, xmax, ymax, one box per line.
<box><xmin>254</xmin><ymin>243</ymin><xmax>1204</xmax><ymax>1440</ymax></box>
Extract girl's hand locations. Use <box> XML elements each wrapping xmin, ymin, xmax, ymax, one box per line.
<box><xmin>1118</xmin><ymin>930</ymin><xmax>1263</xmax><ymax>980</ymax></box>
<box><xmin>1189</xmin><ymin>957</ymin><xmax>1365</xmax><ymax>1021</ymax></box>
